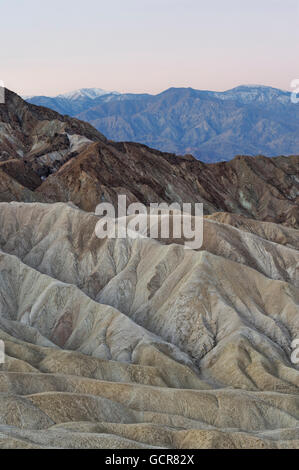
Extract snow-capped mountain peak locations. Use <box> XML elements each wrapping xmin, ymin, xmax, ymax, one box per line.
<box><xmin>57</xmin><ymin>88</ymin><xmax>120</xmax><ymax>101</ymax></box>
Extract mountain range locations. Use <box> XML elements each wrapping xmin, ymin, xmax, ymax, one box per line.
<box><xmin>26</xmin><ymin>85</ymin><xmax>299</xmax><ymax>162</ymax></box>
<box><xmin>0</xmin><ymin>88</ymin><xmax>298</xmax><ymax>449</ymax></box>
<box><xmin>1</xmin><ymin>89</ymin><xmax>298</xmax><ymax>227</ymax></box>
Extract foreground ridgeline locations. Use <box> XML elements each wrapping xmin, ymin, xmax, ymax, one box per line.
<box><xmin>0</xmin><ymin>202</ymin><xmax>298</xmax><ymax>448</ymax></box>
<box><xmin>0</xmin><ymin>89</ymin><xmax>298</xmax><ymax>449</ymax></box>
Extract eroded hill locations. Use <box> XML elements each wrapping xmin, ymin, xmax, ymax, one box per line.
<box><xmin>0</xmin><ymin>89</ymin><xmax>298</xmax><ymax>449</ymax></box>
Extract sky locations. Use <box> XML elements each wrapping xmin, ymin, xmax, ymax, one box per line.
<box><xmin>0</xmin><ymin>0</ymin><xmax>298</xmax><ymax>96</ymax></box>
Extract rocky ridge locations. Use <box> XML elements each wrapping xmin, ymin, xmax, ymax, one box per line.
<box><xmin>0</xmin><ymin>89</ymin><xmax>298</xmax><ymax>448</ymax></box>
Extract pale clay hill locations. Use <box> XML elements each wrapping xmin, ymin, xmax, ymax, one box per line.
<box><xmin>0</xmin><ymin>89</ymin><xmax>298</xmax><ymax>449</ymax></box>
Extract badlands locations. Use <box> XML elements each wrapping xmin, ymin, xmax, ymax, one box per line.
<box><xmin>0</xmin><ymin>89</ymin><xmax>298</xmax><ymax>448</ymax></box>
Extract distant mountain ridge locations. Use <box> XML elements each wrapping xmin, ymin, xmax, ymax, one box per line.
<box><xmin>27</xmin><ymin>85</ymin><xmax>299</xmax><ymax>162</ymax></box>
<box><xmin>1</xmin><ymin>88</ymin><xmax>298</xmax><ymax>228</ymax></box>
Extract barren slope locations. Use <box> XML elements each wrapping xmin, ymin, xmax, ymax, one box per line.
<box><xmin>0</xmin><ymin>89</ymin><xmax>298</xmax><ymax>449</ymax></box>
<box><xmin>0</xmin><ymin>89</ymin><xmax>298</xmax><ymax>227</ymax></box>
<box><xmin>0</xmin><ymin>202</ymin><xmax>298</xmax><ymax>448</ymax></box>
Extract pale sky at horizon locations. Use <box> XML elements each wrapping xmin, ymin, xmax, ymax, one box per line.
<box><xmin>1</xmin><ymin>0</ymin><xmax>298</xmax><ymax>96</ymax></box>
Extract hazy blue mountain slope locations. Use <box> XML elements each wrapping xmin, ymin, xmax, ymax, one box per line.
<box><xmin>27</xmin><ymin>86</ymin><xmax>299</xmax><ymax>162</ymax></box>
